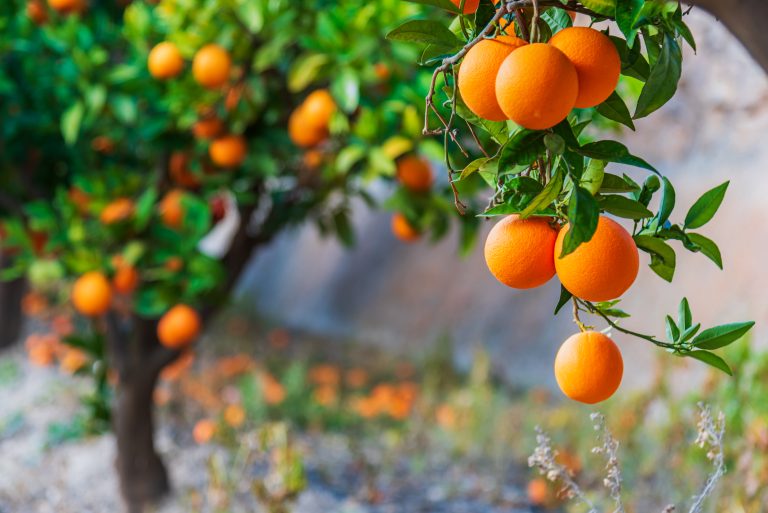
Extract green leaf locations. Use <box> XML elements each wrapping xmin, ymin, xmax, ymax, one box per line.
<box><xmin>544</xmin><ymin>134</ymin><xmax>565</xmax><ymax>155</ymax></box>
<box><xmin>333</xmin><ymin>210</ymin><xmax>355</xmax><ymax>247</ymax></box>
<box><xmin>634</xmin><ymin>235</ymin><xmax>676</xmax><ymax>282</ymax></box>
<box><xmin>599</xmin><ymin>195</ymin><xmax>653</xmax><ymax>219</ymax></box>
<box><xmin>656</xmin><ymin>176</ymin><xmax>676</xmax><ymax>227</ymax></box>
<box><xmin>580</xmin><ymin>160</ymin><xmax>605</xmax><ymax>195</ymax></box>
<box><xmin>483</xmin><ymin>177</ymin><xmax>545</xmax><ymax>216</ymax></box>
<box><xmin>386</xmin><ymin>20</ymin><xmax>462</xmax><ymax>49</ymax></box>
<box><xmin>497</xmin><ymin>130</ymin><xmax>546</xmax><ymax>173</ymax></box>
<box><xmin>615</xmin><ymin>0</ymin><xmax>644</xmax><ymax>47</ymax></box>
<box><xmin>692</xmin><ymin>322</ymin><xmax>755</xmax><ymax>350</ymax></box>
<box><xmin>634</xmin><ymin>34</ymin><xmax>682</xmax><ymax>119</ymax></box>
<box><xmin>288</xmin><ymin>54</ymin><xmax>329</xmax><ymax>93</ymax></box>
<box><xmin>554</xmin><ymin>286</ymin><xmax>573</xmax><ymax>315</ymax></box>
<box><xmin>686</xmin><ymin>350</ymin><xmax>732</xmax><ymax>375</ymax></box>
<box><xmin>678</xmin><ymin>297</ymin><xmax>692</xmax><ymax>331</ymax></box>
<box><xmin>574</xmin><ymin>140</ymin><xmax>656</xmax><ymax>173</ymax></box>
<box><xmin>520</xmin><ymin>166</ymin><xmax>564</xmax><ymax>218</ymax></box>
<box><xmin>331</xmin><ymin>68</ymin><xmax>360</xmax><ymax>113</ymax></box>
<box><xmin>459</xmin><ymin>157</ymin><xmax>492</xmax><ymax>180</ymax></box>
<box><xmin>684</xmin><ymin>182</ymin><xmax>728</xmax><ymax>229</ymax></box>
<box><xmin>600</xmin><ymin>173</ymin><xmax>639</xmax><ymax>193</ymax></box>
<box><xmin>61</xmin><ymin>101</ymin><xmax>84</xmax><ymax>146</ymax></box>
<box><xmin>580</xmin><ymin>0</ymin><xmax>616</xmax><ymax>16</ymax></box>
<box><xmin>560</xmin><ymin>187</ymin><xmax>599</xmax><ymax>257</ymax></box>
<box><xmin>665</xmin><ymin>315</ymin><xmax>680</xmax><ymax>341</ymax></box>
<box><xmin>686</xmin><ymin>232</ymin><xmax>723</xmax><ymax>269</ymax></box>
<box><xmin>596</xmin><ymin>91</ymin><xmax>635</xmax><ymax>130</ymax></box>
<box><xmin>134</xmin><ymin>188</ymin><xmax>158</xmax><ymax>231</ymax></box>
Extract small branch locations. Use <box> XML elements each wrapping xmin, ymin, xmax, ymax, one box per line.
<box><xmin>578</xmin><ymin>299</ymin><xmax>676</xmax><ymax>349</ymax></box>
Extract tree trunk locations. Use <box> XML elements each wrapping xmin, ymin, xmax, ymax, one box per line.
<box><xmin>114</xmin><ymin>366</ymin><xmax>169</xmax><ymax>513</ymax></box>
<box><xmin>0</xmin><ymin>253</ymin><xmax>25</xmax><ymax>350</ymax></box>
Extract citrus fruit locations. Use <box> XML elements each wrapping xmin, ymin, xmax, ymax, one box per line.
<box><xmin>449</xmin><ymin>0</ymin><xmax>479</xmax><ymax>14</ymax></box>
<box><xmin>72</xmin><ymin>271</ymin><xmax>112</xmax><ymax>316</ymax></box>
<box><xmin>157</xmin><ymin>304</ymin><xmax>201</xmax><ymax>349</ymax></box>
<box><xmin>169</xmin><ymin>152</ymin><xmax>200</xmax><ymax>188</ymax></box>
<box><xmin>496</xmin><ymin>43</ymin><xmax>578</xmax><ymax>130</ymax></box>
<box><xmin>113</xmin><ymin>264</ymin><xmax>139</xmax><ymax>295</ymax></box>
<box><xmin>396</xmin><ymin>155</ymin><xmax>434</xmax><ymax>193</ymax></box>
<box><xmin>27</xmin><ymin>1</ymin><xmax>48</xmax><ymax>24</ymax></box>
<box><xmin>458</xmin><ymin>35</ymin><xmax>527</xmax><ymax>121</ymax></box>
<box><xmin>192</xmin><ymin>44</ymin><xmax>231</xmax><ymax>89</ymax></box>
<box><xmin>288</xmin><ymin>107</ymin><xmax>327</xmax><ymax>147</ymax></box>
<box><xmin>160</xmin><ymin>190</ymin><xmax>184</xmax><ymax>229</ymax></box>
<box><xmin>48</xmin><ymin>0</ymin><xmax>85</xmax><ymax>13</ymax></box>
<box><xmin>148</xmin><ymin>42</ymin><xmax>184</xmax><ymax>80</ymax></box>
<box><xmin>193</xmin><ymin>116</ymin><xmax>223</xmax><ymax>140</ymax></box>
<box><xmin>301</xmin><ymin>89</ymin><xmax>336</xmax><ymax>128</ymax></box>
<box><xmin>554</xmin><ymin>216</ymin><xmax>639</xmax><ymax>302</ymax></box>
<box><xmin>554</xmin><ymin>330</ymin><xmax>623</xmax><ymax>404</ymax></box>
<box><xmin>549</xmin><ymin>27</ymin><xmax>621</xmax><ymax>108</ymax></box>
<box><xmin>209</xmin><ymin>134</ymin><xmax>247</xmax><ymax>167</ymax></box>
<box><xmin>484</xmin><ymin>215</ymin><xmax>558</xmax><ymax>289</ymax></box>
<box><xmin>391</xmin><ymin>213</ymin><xmax>420</xmax><ymax>242</ymax></box>
<box><xmin>100</xmin><ymin>198</ymin><xmax>134</xmax><ymax>224</ymax></box>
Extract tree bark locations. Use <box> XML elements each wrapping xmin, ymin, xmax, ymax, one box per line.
<box><xmin>688</xmin><ymin>0</ymin><xmax>768</xmax><ymax>73</ymax></box>
<box><xmin>0</xmin><ymin>253</ymin><xmax>25</xmax><ymax>350</ymax></box>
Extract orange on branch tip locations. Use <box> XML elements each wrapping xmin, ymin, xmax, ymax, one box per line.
<box><xmin>458</xmin><ymin>35</ymin><xmax>527</xmax><ymax>122</ymax></box>
<box><xmin>391</xmin><ymin>213</ymin><xmax>420</xmax><ymax>243</ymax></box>
<box><xmin>396</xmin><ymin>155</ymin><xmax>434</xmax><ymax>193</ymax></box>
<box><xmin>209</xmin><ymin>134</ymin><xmax>247</xmax><ymax>167</ymax></box>
<box><xmin>148</xmin><ymin>42</ymin><xmax>184</xmax><ymax>80</ymax></box>
<box><xmin>157</xmin><ymin>304</ymin><xmax>201</xmax><ymax>349</ymax></box>
<box><xmin>495</xmin><ymin>43</ymin><xmax>578</xmax><ymax>130</ymax></box>
<box><xmin>554</xmin><ymin>216</ymin><xmax>639</xmax><ymax>302</ymax></box>
<box><xmin>554</xmin><ymin>330</ymin><xmax>623</xmax><ymax>404</ymax></box>
<box><xmin>192</xmin><ymin>44</ymin><xmax>231</xmax><ymax>89</ymax></box>
<box><xmin>72</xmin><ymin>271</ymin><xmax>112</xmax><ymax>316</ymax></box>
<box><xmin>484</xmin><ymin>215</ymin><xmax>558</xmax><ymax>289</ymax></box>
<box><xmin>549</xmin><ymin>27</ymin><xmax>621</xmax><ymax>108</ymax></box>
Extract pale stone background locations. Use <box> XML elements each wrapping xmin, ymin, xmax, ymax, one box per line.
<box><xmin>239</xmin><ymin>10</ymin><xmax>768</xmax><ymax>390</ymax></box>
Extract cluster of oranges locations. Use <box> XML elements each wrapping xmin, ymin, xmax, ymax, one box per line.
<box><xmin>458</xmin><ymin>25</ymin><xmax>620</xmax><ymax>129</ymax></box>
<box><xmin>390</xmin><ymin>155</ymin><xmax>435</xmax><ymax>243</ymax></box>
<box><xmin>71</xmin><ymin>271</ymin><xmax>202</xmax><ymax>350</ymax></box>
<box><xmin>148</xmin><ymin>41</ymin><xmax>248</xmax><ymax>168</ymax></box>
<box><xmin>484</xmin><ymin>215</ymin><xmax>637</xmax><ymax>403</ymax></box>
<box><xmin>288</xmin><ymin>89</ymin><xmax>338</xmax><ymax>149</ymax></box>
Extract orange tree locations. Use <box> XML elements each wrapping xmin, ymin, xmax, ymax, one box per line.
<box><xmin>0</xmin><ymin>0</ymin><xmax>482</xmax><ymax>510</ymax></box>
<box><xmin>387</xmin><ymin>0</ymin><xmax>755</xmax><ymax>402</ymax></box>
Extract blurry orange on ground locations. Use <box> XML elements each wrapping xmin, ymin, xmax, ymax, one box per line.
<box><xmin>396</xmin><ymin>155</ymin><xmax>434</xmax><ymax>193</ymax></box>
<box><xmin>309</xmin><ymin>364</ymin><xmax>341</xmax><ymax>387</ymax></box>
<box><xmin>209</xmin><ymin>134</ymin><xmax>247</xmax><ymax>167</ymax></box>
<box><xmin>527</xmin><ymin>477</ymin><xmax>551</xmax><ymax>506</ymax></box>
<box><xmin>223</xmin><ymin>404</ymin><xmax>246</xmax><ymax>428</ymax></box>
<box><xmin>313</xmin><ymin>385</ymin><xmax>338</xmax><ymax>407</ymax></box>
<box><xmin>213</xmin><ymin>354</ymin><xmax>256</xmax><ymax>379</ymax></box>
<box><xmin>435</xmin><ymin>404</ymin><xmax>458</xmax><ymax>430</ymax></box>
<box><xmin>72</xmin><ymin>271</ymin><xmax>112</xmax><ymax>316</ymax></box>
<box><xmin>353</xmin><ymin>397</ymin><xmax>379</xmax><ymax>419</ymax></box>
<box><xmin>100</xmin><ymin>198</ymin><xmax>135</xmax><ymax>224</ymax></box>
<box><xmin>192</xmin><ymin>44</ymin><xmax>231</xmax><ymax>89</ymax></box>
<box><xmin>391</xmin><ymin>213</ymin><xmax>420</xmax><ymax>242</ymax></box>
<box><xmin>26</xmin><ymin>334</ymin><xmax>57</xmax><ymax>367</ymax></box>
<box><xmin>345</xmin><ymin>368</ymin><xmax>368</xmax><ymax>388</ymax></box>
<box><xmin>260</xmin><ymin>372</ymin><xmax>286</xmax><ymax>405</ymax></box>
<box><xmin>59</xmin><ymin>348</ymin><xmax>87</xmax><ymax>374</ymax></box>
<box><xmin>22</xmin><ymin>291</ymin><xmax>48</xmax><ymax>317</ymax></box>
<box><xmin>157</xmin><ymin>304</ymin><xmax>201</xmax><ymax>349</ymax></box>
<box><xmin>160</xmin><ymin>351</ymin><xmax>195</xmax><ymax>382</ymax></box>
<box><xmin>192</xmin><ymin>419</ymin><xmax>217</xmax><ymax>444</ymax></box>
<box><xmin>181</xmin><ymin>377</ymin><xmax>222</xmax><ymax>410</ymax></box>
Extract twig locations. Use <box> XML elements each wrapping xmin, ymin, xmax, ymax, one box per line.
<box><xmin>577</xmin><ymin>298</ymin><xmax>676</xmax><ymax>349</ymax></box>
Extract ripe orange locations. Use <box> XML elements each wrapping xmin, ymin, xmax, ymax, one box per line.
<box><xmin>113</xmin><ymin>264</ymin><xmax>139</xmax><ymax>295</ymax></box>
<box><xmin>60</xmin><ymin>347</ymin><xmax>87</xmax><ymax>374</ymax></box>
<box><xmin>549</xmin><ymin>27</ymin><xmax>621</xmax><ymax>108</ymax></box>
<box><xmin>192</xmin><ymin>44</ymin><xmax>231</xmax><ymax>89</ymax></box>
<box><xmin>192</xmin><ymin>419</ymin><xmax>216</xmax><ymax>444</ymax></box>
<box><xmin>396</xmin><ymin>155</ymin><xmax>434</xmax><ymax>193</ymax></box>
<box><xmin>458</xmin><ymin>36</ymin><xmax>527</xmax><ymax>121</ymax></box>
<box><xmin>100</xmin><ymin>198</ymin><xmax>135</xmax><ymax>224</ymax></box>
<box><xmin>148</xmin><ymin>42</ymin><xmax>184</xmax><ymax>80</ymax></box>
<box><xmin>449</xmin><ymin>0</ymin><xmax>479</xmax><ymax>14</ymax></box>
<box><xmin>496</xmin><ymin>43</ymin><xmax>578</xmax><ymax>130</ymax></box>
<box><xmin>288</xmin><ymin>89</ymin><xmax>336</xmax><ymax>148</ymax></box>
<box><xmin>554</xmin><ymin>216</ymin><xmax>639</xmax><ymax>302</ymax></box>
<box><xmin>391</xmin><ymin>213</ymin><xmax>420</xmax><ymax>242</ymax></box>
<box><xmin>527</xmin><ymin>478</ymin><xmax>551</xmax><ymax>506</ymax></box>
<box><xmin>193</xmin><ymin>116</ymin><xmax>223</xmax><ymax>140</ymax></box>
<box><xmin>554</xmin><ymin>330</ymin><xmax>623</xmax><ymax>404</ymax></box>
<box><xmin>484</xmin><ymin>215</ymin><xmax>558</xmax><ymax>289</ymax></box>
<box><xmin>160</xmin><ymin>189</ymin><xmax>184</xmax><ymax>229</ymax></box>
<box><xmin>302</xmin><ymin>89</ymin><xmax>337</xmax><ymax>128</ymax></box>
<box><xmin>72</xmin><ymin>271</ymin><xmax>112</xmax><ymax>316</ymax></box>
<box><xmin>48</xmin><ymin>0</ymin><xmax>85</xmax><ymax>13</ymax></box>
<box><xmin>169</xmin><ymin>152</ymin><xmax>200</xmax><ymax>188</ymax></box>
<box><xmin>157</xmin><ymin>304</ymin><xmax>201</xmax><ymax>349</ymax></box>
<box><xmin>209</xmin><ymin>134</ymin><xmax>247</xmax><ymax>167</ymax></box>
<box><xmin>27</xmin><ymin>0</ymin><xmax>48</xmax><ymax>24</ymax></box>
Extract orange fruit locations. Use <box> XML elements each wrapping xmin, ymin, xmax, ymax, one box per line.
<box><xmin>165</xmin><ymin>256</ymin><xmax>183</xmax><ymax>272</ymax></box>
<box><xmin>159</xmin><ymin>189</ymin><xmax>184</xmax><ymax>229</ymax></box>
<box><xmin>396</xmin><ymin>155</ymin><xmax>434</xmax><ymax>193</ymax></box>
<box><xmin>60</xmin><ymin>348</ymin><xmax>88</xmax><ymax>374</ymax></box>
<box><xmin>303</xmin><ymin>149</ymin><xmax>324</xmax><ymax>169</ymax></box>
<box><xmin>496</xmin><ymin>43</ymin><xmax>578</xmax><ymax>130</ymax></box>
<box><xmin>484</xmin><ymin>215</ymin><xmax>558</xmax><ymax>289</ymax></box>
<box><xmin>72</xmin><ymin>271</ymin><xmax>112</xmax><ymax>316</ymax></box>
<box><xmin>288</xmin><ymin>107</ymin><xmax>327</xmax><ymax>148</ymax></box>
<box><xmin>223</xmin><ymin>404</ymin><xmax>246</xmax><ymax>428</ymax></box>
<box><xmin>449</xmin><ymin>0</ymin><xmax>479</xmax><ymax>14</ymax></box>
<box><xmin>160</xmin><ymin>351</ymin><xmax>195</xmax><ymax>381</ymax></box>
<box><xmin>549</xmin><ymin>27</ymin><xmax>621</xmax><ymax>108</ymax></box>
<box><xmin>48</xmin><ymin>0</ymin><xmax>84</xmax><ymax>13</ymax></box>
<box><xmin>27</xmin><ymin>0</ymin><xmax>48</xmax><ymax>24</ymax></box>
<box><xmin>554</xmin><ymin>216</ymin><xmax>639</xmax><ymax>302</ymax></box>
<box><xmin>391</xmin><ymin>213</ymin><xmax>420</xmax><ymax>242</ymax></box>
<box><xmin>157</xmin><ymin>304</ymin><xmax>201</xmax><ymax>349</ymax></box>
<box><xmin>192</xmin><ymin>44</ymin><xmax>231</xmax><ymax>89</ymax></box>
<box><xmin>302</xmin><ymin>89</ymin><xmax>336</xmax><ymax>128</ymax></box>
<box><xmin>554</xmin><ymin>330</ymin><xmax>623</xmax><ymax>404</ymax></box>
<box><xmin>458</xmin><ymin>36</ymin><xmax>527</xmax><ymax>121</ymax></box>
<box><xmin>192</xmin><ymin>419</ymin><xmax>216</xmax><ymax>444</ymax></box>
<box><xmin>209</xmin><ymin>134</ymin><xmax>247</xmax><ymax>167</ymax></box>
<box><xmin>113</xmin><ymin>264</ymin><xmax>139</xmax><ymax>295</ymax></box>
<box><xmin>100</xmin><ymin>198</ymin><xmax>135</xmax><ymax>224</ymax></box>
<box><xmin>527</xmin><ymin>478</ymin><xmax>550</xmax><ymax>506</ymax></box>
<box><xmin>148</xmin><ymin>42</ymin><xmax>184</xmax><ymax>80</ymax></box>
<box><xmin>193</xmin><ymin>116</ymin><xmax>223</xmax><ymax>140</ymax></box>
<box><xmin>169</xmin><ymin>152</ymin><xmax>200</xmax><ymax>188</ymax></box>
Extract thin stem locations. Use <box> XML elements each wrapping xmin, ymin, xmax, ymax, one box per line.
<box><xmin>572</xmin><ymin>298</ymin><xmax>587</xmax><ymax>332</ymax></box>
<box><xmin>577</xmin><ymin>299</ymin><xmax>676</xmax><ymax>349</ymax></box>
